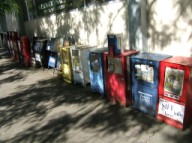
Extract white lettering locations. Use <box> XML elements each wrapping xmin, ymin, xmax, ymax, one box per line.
<box><xmin>139</xmin><ymin>91</ymin><xmax>152</xmax><ymax>104</ymax></box>
<box><xmin>38</xmin><ymin>0</ymin><xmax>66</xmax><ymax>14</ymax></box>
<box><xmin>40</xmin><ymin>4</ymin><xmax>46</xmax><ymax>10</ymax></box>
<box><xmin>44</xmin><ymin>3</ymin><xmax>49</xmax><ymax>8</ymax></box>
<box><xmin>48</xmin><ymin>1</ymin><xmax>54</xmax><ymax>7</ymax></box>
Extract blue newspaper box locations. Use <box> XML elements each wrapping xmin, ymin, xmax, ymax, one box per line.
<box><xmin>131</xmin><ymin>53</ymin><xmax>171</xmax><ymax>116</ymax></box>
<box><xmin>88</xmin><ymin>48</ymin><xmax>108</xmax><ymax>95</ymax></box>
<box><xmin>107</xmin><ymin>34</ymin><xmax>122</xmax><ymax>56</ymax></box>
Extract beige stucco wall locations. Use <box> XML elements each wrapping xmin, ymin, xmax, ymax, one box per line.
<box><xmin>5</xmin><ymin>13</ymin><xmax>19</xmax><ymax>32</ymax></box>
<box><xmin>24</xmin><ymin>0</ymin><xmax>192</xmax><ymax>56</ymax></box>
<box><xmin>24</xmin><ymin>1</ymin><xmax>129</xmax><ymax>49</ymax></box>
<box><xmin>148</xmin><ymin>0</ymin><xmax>192</xmax><ymax>56</ymax></box>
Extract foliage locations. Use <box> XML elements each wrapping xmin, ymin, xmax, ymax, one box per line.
<box><xmin>0</xmin><ymin>0</ymin><xmax>19</xmax><ymax>15</ymax></box>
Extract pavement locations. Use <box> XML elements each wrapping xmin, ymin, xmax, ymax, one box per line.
<box><xmin>0</xmin><ymin>45</ymin><xmax>192</xmax><ymax>143</ymax></box>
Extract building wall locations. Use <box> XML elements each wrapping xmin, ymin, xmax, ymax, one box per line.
<box><xmin>24</xmin><ymin>1</ymin><xmax>130</xmax><ymax>49</ymax></box>
<box><xmin>148</xmin><ymin>0</ymin><xmax>192</xmax><ymax>56</ymax></box>
<box><xmin>5</xmin><ymin>14</ymin><xmax>19</xmax><ymax>32</ymax></box>
<box><xmin>24</xmin><ymin>0</ymin><xmax>192</xmax><ymax>56</ymax></box>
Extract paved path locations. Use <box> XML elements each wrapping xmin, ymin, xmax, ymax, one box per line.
<box><xmin>0</xmin><ymin>47</ymin><xmax>192</xmax><ymax>143</ymax></box>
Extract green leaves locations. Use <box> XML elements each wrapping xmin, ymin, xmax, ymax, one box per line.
<box><xmin>0</xmin><ymin>0</ymin><xmax>20</xmax><ymax>14</ymax></box>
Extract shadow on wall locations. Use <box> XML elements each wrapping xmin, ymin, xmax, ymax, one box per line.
<box><xmin>128</xmin><ymin>0</ymin><xmax>141</xmax><ymax>50</ymax></box>
<box><xmin>103</xmin><ymin>2</ymin><xmax>126</xmax><ymax>47</ymax></box>
<box><xmin>56</xmin><ymin>10</ymin><xmax>85</xmax><ymax>41</ymax></box>
<box><xmin>38</xmin><ymin>16</ymin><xmax>58</xmax><ymax>37</ymax></box>
<box><xmin>56</xmin><ymin>12</ymin><xmax>74</xmax><ymax>37</ymax></box>
<box><xmin>35</xmin><ymin>1</ymin><xmax>127</xmax><ymax>47</ymax></box>
<box><xmin>148</xmin><ymin>0</ymin><xmax>192</xmax><ymax>55</ymax></box>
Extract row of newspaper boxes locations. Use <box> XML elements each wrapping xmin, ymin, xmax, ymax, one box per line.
<box><xmin>2</xmin><ymin>32</ymin><xmax>192</xmax><ymax>130</ymax></box>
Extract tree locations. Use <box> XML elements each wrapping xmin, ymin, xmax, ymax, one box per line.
<box><xmin>0</xmin><ymin>0</ymin><xmax>19</xmax><ymax>15</ymax></box>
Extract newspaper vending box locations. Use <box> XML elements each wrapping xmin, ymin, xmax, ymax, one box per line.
<box><xmin>157</xmin><ymin>56</ymin><xmax>192</xmax><ymax>129</ymax></box>
<box><xmin>60</xmin><ymin>46</ymin><xmax>74</xmax><ymax>83</ymax></box>
<box><xmin>70</xmin><ymin>45</ymin><xmax>94</xmax><ymax>86</ymax></box>
<box><xmin>131</xmin><ymin>53</ymin><xmax>171</xmax><ymax>116</ymax></box>
<box><xmin>103</xmin><ymin>50</ymin><xmax>138</xmax><ymax>106</ymax></box>
<box><xmin>88</xmin><ymin>48</ymin><xmax>108</xmax><ymax>95</ymax></box>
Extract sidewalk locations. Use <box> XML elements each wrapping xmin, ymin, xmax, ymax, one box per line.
<box><xmin>0</xmin><ymin>46</ymin><xmax>192</xmax><ymax>143</ymax></box>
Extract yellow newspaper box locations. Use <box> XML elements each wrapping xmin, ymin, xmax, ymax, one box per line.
<box><xmin>60</xmin><ymin>46</ymin><xmax>74</xmax><ymax>83</ymax></box>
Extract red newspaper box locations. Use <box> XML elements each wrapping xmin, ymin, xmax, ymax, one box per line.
<box><xmin>20</xmin><ymin>36</ymin><xmax>31</xmax><ymax>67</ymax></box>
<box><xmin>157</xmin><ymin>56</ymin><xmax>192</xmax><ymax>129</ymax></box>
<box><xmin>103</xmin><ymin>50</ymin><xmax>138</xmax><ymax>106</ymax></box>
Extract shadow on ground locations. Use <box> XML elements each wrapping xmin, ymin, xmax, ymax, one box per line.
<box><xmin>0</xmin><ymin>76</ymin><xmax>191</xmax><ymax>143</ymax></box>
<box><xmin>0</xmin><ymin>58</ymin><xmax>34</xmax><ymax>85</ymax></box>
